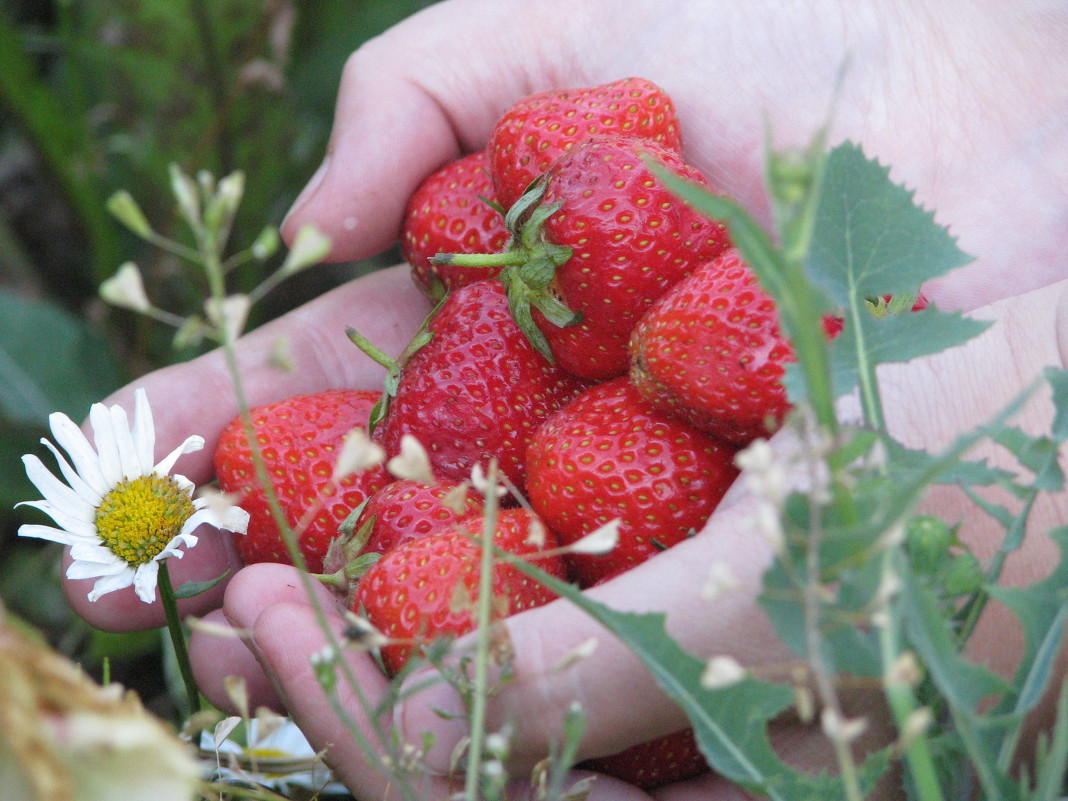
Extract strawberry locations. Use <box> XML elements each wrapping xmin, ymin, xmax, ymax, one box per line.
<box><xmin>629</xmin><ymin>249</ymin><xmax>912</xmax><ymax>447</ymax></box>
<box><xmin>353</xmin><ymin>478</ymin><xmax>485</xmax><ymax>556</ymax></box>
<box><xmin>525</xmin><ymin>377</ymin><xmax>738</xmax><ymax>587</ymax></box>
<box><xmin>436</xmin><ymin>136</ymin><xmax>731</xmax><ymax>380</ymax></box>
<box><xmin>581</xmin><ymin>728</ymin><xmax>708</xmax><ymax>790</ymax></box>
<box><xmin>488</xmin><ymin>77</ymin><xmax>683</xmax><ymax>210</ymax></box>
<box><xmin>354</xmin><ymin>507</ymin><xmax>566</xmax><ymax>675</ymax></box>
<box><xmin>628</xmin><ymin>249</ymin><xmax>797</xmax><ymax>446</ymax></box>
<box><xmin>379</xmin><ymin>280</ymin><xmax>588</xmax><ymax>492</ymax></box>
<box><xmin>401</xmin><ymin>151</ymin><xmax>509</xmax><ymax>300</ymax></box>
<box><xmin>214</xmin><ymin>389</ymin><xmax>391</xmax><ymax>573</ymax></box>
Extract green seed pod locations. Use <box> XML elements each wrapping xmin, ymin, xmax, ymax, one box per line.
<box><xmin>943</xmin><ymin>552</ymin><xmax>984</xmax><ymax>597</ymax></box>
<box><xmin>905</xmin><ymin>515</ymin><xmax>954</xmax><ymax>574</ymax></box>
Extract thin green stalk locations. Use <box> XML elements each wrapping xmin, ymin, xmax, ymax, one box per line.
<box><xmin>158</xmin><ymin>560</ymin><xmax>201</xmax><ymax>715</ymax></box>
<box><xmin>464</xmin><ymin>461</ymin><xmax>503</xmax><ymax>800</ymax></box>
<box><xmin>800</xmin><ymin>453</ymin><xmax>862</xmax><ymax>801</ymax></box>
<box><xmin>878</xmin><ymin>553</ymin><xmax>945</xmax><ymax>801</ymax></box>
<box><xmin>848</xmin><ymin>288</ymin><xmax>887</xmax><ymax>432</ymax></box>
<box><xmin>200</xmin><ymin>232</ymin><xmax>422</xmax><ymax>799</ymax></box>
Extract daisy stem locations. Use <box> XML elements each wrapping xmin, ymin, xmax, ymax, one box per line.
<box><xmin>158</xmin><ymin>560</ymin><xmax>201</xmax><ymax>715</ymax></box>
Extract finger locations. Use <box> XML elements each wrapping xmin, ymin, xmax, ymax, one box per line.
<box><xmin>91</xmin><ymin>264</ymin><xmax>428</xmax><ymax>488</ymax></box>
<box><xmin>280</xmin><ymin>0</ymin><xmax>593</xmax><ymax>259</ymax></box>
<box><xmin>65</xmin><ymin>264</ymin><xmax>429</xmax><ymax>632</ymax></box>
<box><xmin>396</xmin><ymin>487</ymin><xmax>793</xmax><ymax>775</ymax></box>
<box><xmin>245</xmin><ymin>581</ymin><xmax>658</xmax><ymax>800</ymax></box>
<box><xmin>189</xmin><ymin>608</ymin><xmax>285</xmax><ymax>714</ymax></box>
<box><xmin>62</xmin><ymin>520</ymin><xmax>243</xmax><ymax>632</ymax></box>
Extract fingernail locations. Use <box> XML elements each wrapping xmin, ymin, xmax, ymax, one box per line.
<box><xmin>395</xmin><ymin>668</ymin><xmax>469</xmax><ymax>775</ymax></box>
<box><xmin>282</xmin><ymin>156</ymin><xmax>331</xmax><ymax>231</ymax></box>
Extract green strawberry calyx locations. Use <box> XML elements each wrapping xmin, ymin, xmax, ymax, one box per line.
<box><xmin>430</xmin><ymin>176</ymin><xmax>581</xmax><ymax>362</ymax></box>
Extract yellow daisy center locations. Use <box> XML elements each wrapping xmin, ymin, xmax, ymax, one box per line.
<box><xmin>95</xmin><ymin>474</ymin><xmax>196</xmax><ymax>565</ymax></box>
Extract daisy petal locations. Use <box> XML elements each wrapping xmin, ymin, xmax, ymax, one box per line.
<box><xmin>18</xmin><ymin>523</ymin><xmax>95</xmax><ymax>548</ymax></box>
<box><xmin>48</xmin><ymin>412</ymin><xmax>110</xmax><ymax>496</ymax></box>
<box><xmin>69</xmin><ymin>541</ymin><xmax>126</xmax><ymax>565</ymax></box>
<box><xmin>132</xmin><ymin>562</ymin><xmax>161</xmax><ymax>603</ymax></box>
<box><xmin>90</xmin><ymin>401</ymin><xmax>123</xmax><ymax>486</ymax></box>
<box><xmin>183</xmin><ymin>504</ymin><xmax>248</xmax><ymax>538</ymax></box>
<box><xmin>154</xmin><ymin>436</ymin><xmax>205</xmax><ymax>476</ymax></box>
<box><xmin>132</xmin><ymin>388</ymin><xmax>157</xmax><ymax>476</ymax></box>
<box><xmin>41</xmin><ymin>438</ymin><xmax>103</xmax><ymax>507</ymax></box>
<box><xmin>110</xmin><ymin>404</ymin><xmax>144</xmax><ymax>481</ymax></box>
<box><xmin>88</xmin><ymin>570</ymin><xmax>137</xmax><ymax>602</ymax></box>
<box><xmin>17</xmin><ymin>500</ymin><xmax>97</xmax><ymax>539</ymax></box>
<box><xmin>20</xmin><ymin>455</ymin><xmax>96</xmax><ymax>522</ymax></box>
<box><xmin>67</xmin><ymin>555</ymin><xmax>128</xmax><ymax>580</ymax></box>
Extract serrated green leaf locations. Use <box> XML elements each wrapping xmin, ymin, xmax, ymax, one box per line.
<box><xmin>760</xmin><ymin>558</ymin><xmax>883</xmax><ymax>678</ymax></box>
<box><xmin>805</xmin><ymin>142</ymin><xmax>973</xmax><ymax>305</ymax></box>
<box><xmin>505</xmin><ymin>557</ymin><xmax>888</xmax><ymax>798</ymax></box>
<box><xmin>902</xmin><ymin>567</ymin><xmax>1010</xmax><ymax>711</ymax></box>
<box><xmin>1044</xmin><ymin>367</ymin><xmax>1068</xmax><ymax>441</ymax></box>
<box><xmin>808</xmin><ymin>307</ymin><xmax>990</xmax><ymax>401</ymax></box>
<box><xmin>987</xmin><ymin>527</ymin><xmax>1068</xmax><ymax>721</ymax></box>
<box><xmin>0</xmin><ymin>289</ymin><xmax>123</xmax><ymax>426</ymax></box>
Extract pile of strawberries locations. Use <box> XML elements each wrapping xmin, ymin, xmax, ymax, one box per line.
<box><xmin>212</xmin><ymin>78</ymin><xmax>822</xmax><ymax>788</ymax></box>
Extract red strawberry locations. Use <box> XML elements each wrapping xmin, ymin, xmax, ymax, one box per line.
<box><xmin>488</xmin><ymin>77</ymin><xmax>683</xmax><ymax>210</ymax></box>
<box><xmin>629</xmin><ymin>249</ymin><xmax>795</xmax><ymax>446</ymax></box>
<box><xmin>354</xmin><ymin>478</ymin><xmax>485</xmax><ymax>556</ymax></box>
<box><xmin>581</xmin><ymin>728</ymin><xmax>709</xmax><ymax>790</ymax></box>
<box><xmin>436</xmin><ymin>136</ymin><xmax>731</xmax><ymax>380</ymax></box>
<box><xmin>355</xmin><ymin>508</ymin><xmax>566</xmax><ymax>675</ymax></box>
<box><xmin>214</xmin><ymin>390</ymin><xmax>391</xmax><ymax>573</ymax></box>
<box><xmin>401</xmin><ymin>151</ymin><xmax>509</xmax><ymax>300</ymax></box>
<box><xmin>380</xmin><ymin>280</ymin><xmax>588</xmax><ymax>492</ymax></box>
<box><xmin>525</xmin><ymin>378</ymin><xmax>738</xmax><ymax>587</ymax></box>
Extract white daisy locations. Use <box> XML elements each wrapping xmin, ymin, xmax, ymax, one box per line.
<box><xmin>17</xmin><ymin>388</ymin><xmax>249</xmax><ymax>604</ymax></box>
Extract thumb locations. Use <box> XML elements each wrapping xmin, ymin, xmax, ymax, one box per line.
<box><xmin>280</xmin><ymin>0</ymin><xmax>556</xmax><ymax>261</ymax></box>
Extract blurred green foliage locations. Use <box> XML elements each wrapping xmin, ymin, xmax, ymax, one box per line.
<box><xmin>0</xmin><ymin>0</ymin><xmax>433</xmax><ymax>690</ymax></box>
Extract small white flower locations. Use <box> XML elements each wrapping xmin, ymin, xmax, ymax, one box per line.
<box><xmin>17</xmin><ymin>388</ymin><xmax>249</xmax><ymax>604</ymax></box>
<box><xmin>701</xmin><ymin>560</ymin><xmax>740</xmax><ymax>602</ymax></box>
<box><xmin>700</xmin><ymin>656</ymin><xmax>746</xmax><ymax>689</ymax></box>
<box><xmin>333</xmin><ymin>427</ymin><xmax>386</xmax><ymax>480</ymax></box>
<box><xmin>567</xmin><ymin>519</ymin><xmax>621</xmax><ymax>555</ymax></box>
<box><xmin>821</xmin><ymin>708</ymin><xmax>868</xmax><ymax>744</ymax></box>
<box><xmin>387</xmin><ymin>434</ymin><xmax>435</xmax><ymax>484</ymax></box>
<box><xmin>280</xmin><ymin>225</ymin><xmax>332</xmax><ymax>277</ymax></box>
<box><xmin>204</xmin><ymin>293</ymin><xmax>250</xmax><ymax>344</ymax></box>
<box><xmin>470</xmin><ymin>462</ymin><xmax>508</xmax><ymax>499</ymax></box>
<box><xmin>99</xmin><ymin>262</ymin><xmax>152</xmax><ymax>313</ymax></box>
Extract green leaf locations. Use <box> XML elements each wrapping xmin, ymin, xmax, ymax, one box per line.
<box><xmin>505</xmin><ymin>557</ymin><xmax>889</xmax><ymax>798</ymax></box>
<box><xmin>805</xmin><ymin>142</ymin><xmax>973</xmax><ymax>305</ymax></box>
<box><xmin>173</xmin><ymin>569</ymin><xmax>231</xmax><ymax>600</ymax></box>
<box><xmin>1032</xmin><ymin>678</ymin><xmax>1068</xmax><ymax>801</ymax></box>
<box><xmin>987</xmin><ymin>527</ymin><xmax>1068</xmax><ymax>722</ymax></box>
<box><xmin>0</xmin><ymin>289</ymin><xmax>123</xmax><ymax>426</ymax></box>
<box><xmin>818</xmin><ymin>307</ymin><xmax>990</xmax><ymax>400</ymax></box>
<box><xmin>1045</xmin><ymin>367</ymin><xmax>1068</xmax><ymax>441</ymax></box>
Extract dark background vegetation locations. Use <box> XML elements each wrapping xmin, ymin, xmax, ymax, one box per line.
<box><xmin>0</xmin><ymin>0</ymin><xmax>432</xmax><ymax>719</ymax></box>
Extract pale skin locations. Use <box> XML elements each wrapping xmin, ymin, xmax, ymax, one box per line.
<box><xmin>61</xmin><ymin>0</ymin><xmax>1068</xmax><ymax>797</ymax></box>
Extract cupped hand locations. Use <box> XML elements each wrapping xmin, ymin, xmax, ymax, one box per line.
<box><xmin>281</xmin><ymin>0</ymin><xmax>1068</xmax><ymax>312</ymax></box>
<box><xmin>187</xmin><ymin>279</ymin><xmax>1068</xmax><ymax>799</ymax></box>
<box><xmin>58</xmin><ymin>0</ymin><xmax>1068</xmax><ymax>795</ymax></box>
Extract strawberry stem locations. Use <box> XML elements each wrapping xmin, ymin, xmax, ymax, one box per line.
<box><xmin>429</xmin><ymin>250</ymin><xmax>527</xmax><ymax>268</ymax></box>
<box><xmin>346</xmin><ymin>326</ymin><xmax>399</xmax><ymax>372</ymax></box>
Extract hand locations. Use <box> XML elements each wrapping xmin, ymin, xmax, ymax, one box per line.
<box><xmin>61</xmin><ymin>0</ymin><xmax>1068</xmax><ymax>796</ymax></box>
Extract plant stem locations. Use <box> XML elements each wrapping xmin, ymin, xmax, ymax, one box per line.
<box><xmin>878</xmin><ymin>554</ymin><xmax>945</xmax><ymax>801</ymax></box>
<box><xmin>463</xmin><ymin>461</ymin><xmax>502</xmax><ymax>801</ymax></box>
<box><xmin>158</xmin><ymin>560</ymin><xmax>200</xmax><ymax>715</ymax></box>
